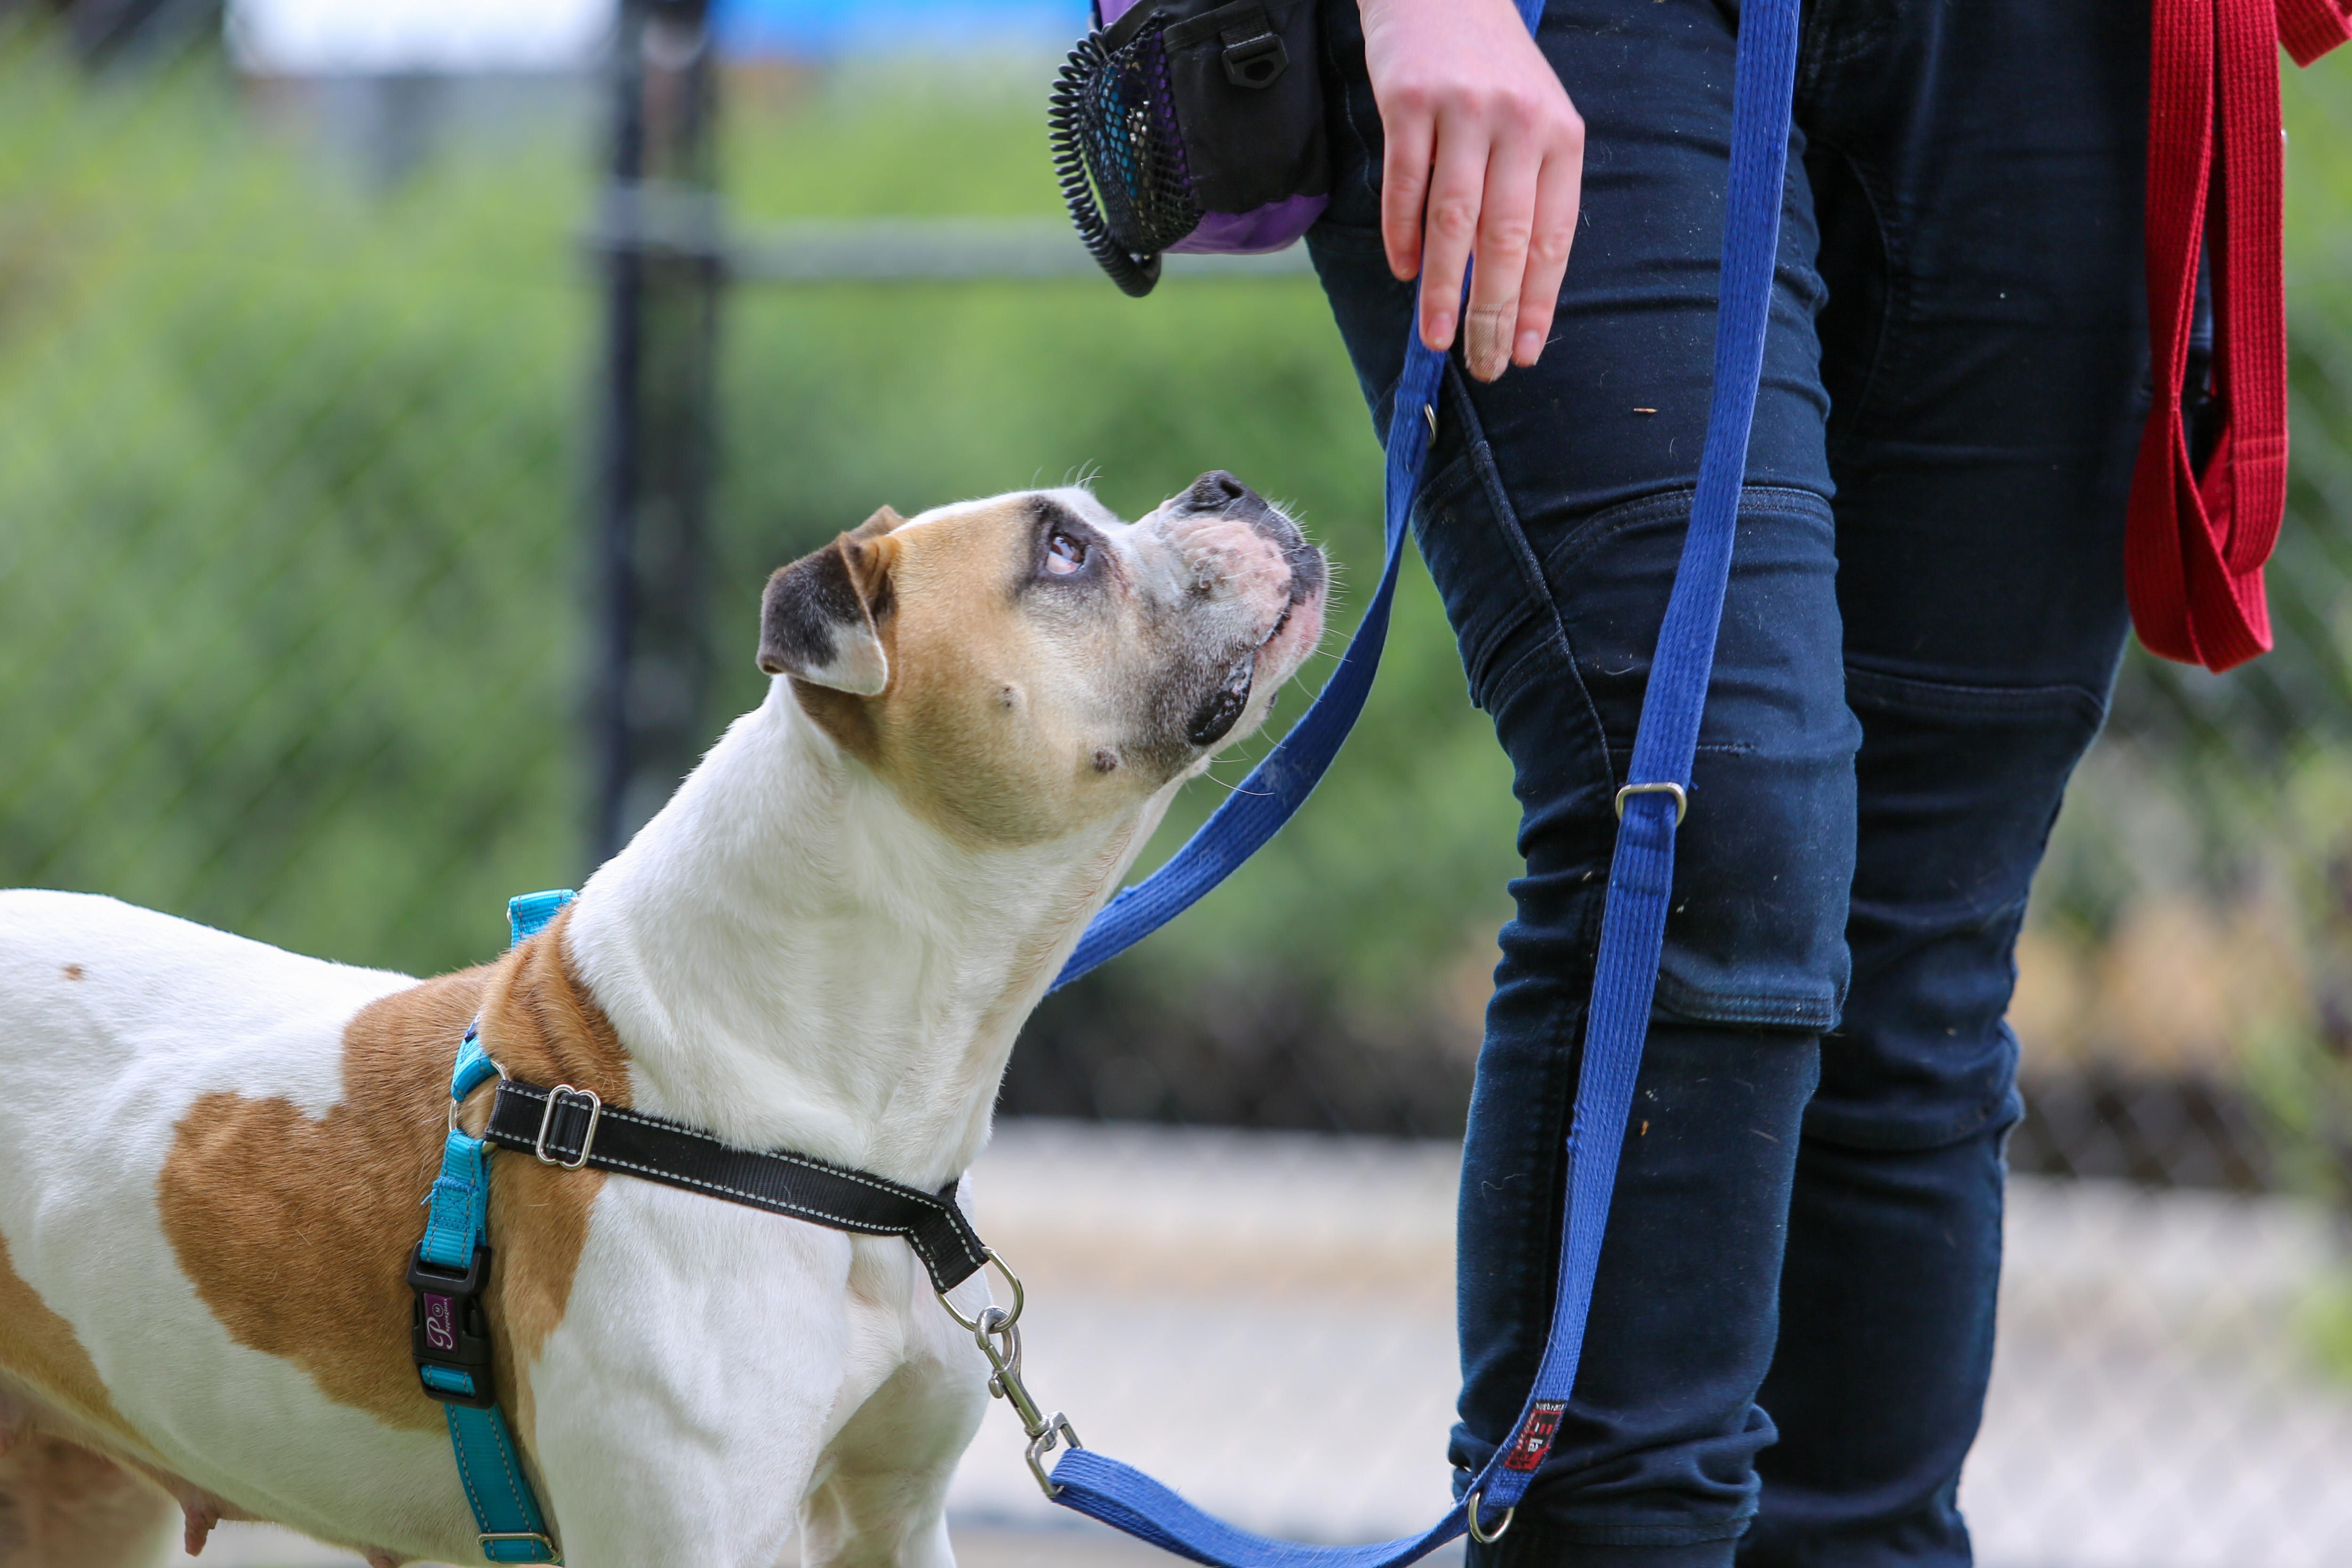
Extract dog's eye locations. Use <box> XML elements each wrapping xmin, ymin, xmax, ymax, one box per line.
<box><xmin>1046</xmin><ymin>531</ymin><xmax>1088</xmax><ymax>575</ymax></box>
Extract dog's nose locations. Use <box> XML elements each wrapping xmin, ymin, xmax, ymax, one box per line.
<box><xmin>1160</xmin><ymin>470</ymin><xmax>1323</xmax><ymax>605</ymax></box>
<box><xmin>1181</xmin><ymin>470</ymin><xmax>1257</xmax><ymax>513</ymax></box>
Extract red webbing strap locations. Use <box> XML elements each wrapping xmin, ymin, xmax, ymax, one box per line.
<box><xmin>2128</xmin><ymin>0</ymin><xmax>2345</xmax><ymax>671</ymax></box>
<box><xmin>2278</xmin><ymin>0</ymin><xmax>2352</xmax><ymax>67</ymax></box>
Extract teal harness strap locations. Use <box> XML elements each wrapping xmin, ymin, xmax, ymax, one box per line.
<box><xmin>410</xmin><ymin>890</ymin><xmax>577</xmax><ymax>1565</ymax></box>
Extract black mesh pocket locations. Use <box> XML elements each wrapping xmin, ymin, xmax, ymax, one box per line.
<box><xmin>1051</xmin><ymin>16</ymin><xmax>1201</xmax><ymax>296</ymax></box>
<box><xmin>1052</xmin><ymin>0</ymin><xmax>1327</xmax><ymax>297</ymax></box>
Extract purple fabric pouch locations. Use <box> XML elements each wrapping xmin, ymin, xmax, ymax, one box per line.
<box><xmin>1052</xmin><ymin>0</ymin><xmax>1329</xmax><ymax>294</ymax></box>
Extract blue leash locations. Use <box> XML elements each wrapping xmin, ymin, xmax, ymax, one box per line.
<box><xmin>1050</xmin><ymin>274</ymin><xmax>1440</xmax><ymax>990</ymax></box>
<box><xmin>1039</xmin><ymin>0</ymin><xmax>1802</xmax><ymax>1556</ymax></box>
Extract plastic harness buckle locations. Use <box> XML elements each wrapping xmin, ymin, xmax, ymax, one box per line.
<box><xmin>408</xmin><ymin>1242</ymin><xmax>499</xmax><ymax>1409</ymax></box>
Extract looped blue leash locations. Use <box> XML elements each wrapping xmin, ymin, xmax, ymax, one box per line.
<box><xmin>410</xmin><ymin>891</ymin><xmax>576</xmax><ymax>1564</ymax></box>
<box><xmin>1033</xmin><ymin>0</ymin><xmax>1803</xmax><ymax>1557</ymax></box>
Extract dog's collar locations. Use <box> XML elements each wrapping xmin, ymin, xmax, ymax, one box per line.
<box><xmin>482</xmin><ymin>1078</ymin><xmax>989</xmax><ymax>1292</ymax></box>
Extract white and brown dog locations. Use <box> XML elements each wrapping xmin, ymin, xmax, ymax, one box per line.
<box><xmin>0</xmin><ymin>474</ymin><xmax>1326</xmax><ymax>1568</ymax></box>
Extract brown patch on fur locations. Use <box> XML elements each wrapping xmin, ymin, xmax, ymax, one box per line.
<box><xmin>469</xmin><ymin>911</ymin><xmax>632</xmax><ymax>1445</ymax></box>
<box><xmin>157</xmin><ymin>910</ymin><xmax>629</xmax><ymax>1445</ymax></box>
<box><xmin>0</xmin><ymin>1240</ymin><xmax>140</xmax><ymax>1455</ymax></box>
<box><xmin>59</xmin><ymin>965</ymin><xmax>82</xmax><ymax>982</ymax></box>
<box><xmin>790</xmin><ymin>679</ymin><xmax>886</xmax><ymax>766</ymax></box>
<box><xmin>0</xmin><ymin>1433</ymin><xmax>175</xmax><ymax>1568</ymax></box>
<box><xmin>873</xmin><ymin>506</ymin><xmax>1114</xmax><ymax>845</ymax></box>
<box><xmin>845</xmin><ymin>503</ymin><xmax>904</xmax><ymax>543</ymax></box>
<box><xmin>785</xmin><ymin>498</ymin><xmax>1145</xmax><ymax>848</ymax></box>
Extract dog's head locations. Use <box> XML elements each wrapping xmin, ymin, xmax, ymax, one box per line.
<box><xmin>758</xmin><ymin>473</ymin><xmax>1327</xmax><ymax>843</ymax></box>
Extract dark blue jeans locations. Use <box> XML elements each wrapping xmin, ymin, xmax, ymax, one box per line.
<box><xmin>1307</xmin><ymin>0</ymin><xmax>2148</xmax><ymax>1562</ymax></box>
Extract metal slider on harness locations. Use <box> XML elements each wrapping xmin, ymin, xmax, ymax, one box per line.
<box><xmin>478</xmin><ymin>1531</ymin><xmax>559</xmax><ymax>1560</ymax></box>
<box><xmin>1614</xmin><ymin>780</ymin><xmax>1688</xmax><ymax>825</ymax></box>
<box><xmin>534</xmin><ymin>1085</ymin><xmax>604</xmax><ymax>1169</ymax></box>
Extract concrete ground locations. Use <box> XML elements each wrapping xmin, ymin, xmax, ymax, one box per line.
<box><xmin>178</xmin><ymin>1121</ymin><xmax>2352</xmax><ymax>1568</ymax></box>
<box><xmin>175</xmin><ymin>1520</ymin><xmax>1181</xmax><ymax>1567</ymax></box>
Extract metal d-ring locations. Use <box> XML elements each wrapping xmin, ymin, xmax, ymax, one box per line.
<box><xmin>446</xmin><ymin>1054</ymin><xmax>510</xmax><ymax>1136</ymax></box>
<box><xmin>1613</xmin><ymin>779</ymin><xmax>1689</xmax><ymax>826</ymax></box>
<box><xmin>1466</xmin><ymin>1490</ymin><xmax>1515</xmax><ymax>1544</ymax></box>
<box><xmin>936</xmin><ymin>1249</ymin><xmax>1026</xmax><ymax>1336</ymax></box>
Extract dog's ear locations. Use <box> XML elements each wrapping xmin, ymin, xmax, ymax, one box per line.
<box><xmin>843</xmin><ymin>504</ymin><xmax>904</xmax><ymax>543</ymax></box>
<box><xmin>757</xmin><ymin>509</ymin><xmax>905</xmax><ymax>695</ymax></box>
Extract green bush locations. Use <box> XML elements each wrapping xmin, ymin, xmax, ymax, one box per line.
<box><xmin>0</xmin><ymin>40</ymin><xmax>589</xmax><ymax>974</ymax></box>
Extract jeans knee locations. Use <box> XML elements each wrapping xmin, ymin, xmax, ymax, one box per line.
<box><xmin>1811</xmin><ymin>667</ymin><xmax>2112</xmax><ymax>1148</ymax></box>
<box><xmin>1474</xmin><ymin>486</ymin><xmax>1859</xmax><ymax>1034</ymax></box>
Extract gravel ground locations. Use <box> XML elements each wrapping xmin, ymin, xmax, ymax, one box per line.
<box><xmin>178</xmin><ymin>1121</ymin><xmax>2352</xmax><ymax>1568</ymax></box>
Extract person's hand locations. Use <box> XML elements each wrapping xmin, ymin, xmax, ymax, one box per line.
<box><xmin>1359</xmin><ymin>0</ymin><xmax>1584</xmax><ymax>382</ymax></box>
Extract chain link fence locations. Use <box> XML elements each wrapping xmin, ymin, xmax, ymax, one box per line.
<box><xmin>6</xmin><ymin>7</ymin><xmax>2352</xmax><ymax>1565</ymax></box>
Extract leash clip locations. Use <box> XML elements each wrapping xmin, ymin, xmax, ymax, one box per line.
<box><xmin>977</xmin><ymin>1305</ymin><xmax>1083</xmax><ymax>1498</ymax></box>
<box><xmin>940</xmin><ymin>1251</ymin><xmax>1082</xmax><ymax>1496</ymax></box>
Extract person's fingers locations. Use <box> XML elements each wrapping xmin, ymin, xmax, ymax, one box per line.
<box><xmin>1462</xmin><ymin>135</ymin><xmax>1543</xmax><ymax>382</ymax></box>
<box><xmin>1417</xmin><ymin>122</ymin><xmax>1493</xmax><ymax>353</ymax></box>
<box><xmin>1380</xmin><ymin>97</ymin><xmax>1436</xmax><ymax>282</ymax></box>
<box><xmin>1512</xmin><ymin>125</ymin><xmax>1584</xmax><ymax>367</ymax></box>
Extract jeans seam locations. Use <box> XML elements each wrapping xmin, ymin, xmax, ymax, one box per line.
<box><xmin>1825</xmin><ymin>146</ymin><xmax>1913</xmax><ymax>456</ymax></box>
<box><xmin>1319</xmin><ymin>0</ymin><xmax>1379</xmax><ymax>213</ymax></box>
<box><xmin>1653</xmin><ymin>970</ymin><xmax>1838</xmax><ymax>1032</ymax></box>
<box><xmin>1458</xmin><ymin>985</ymin><xmax>1593</xmax><ymax>1476</ymax></box>
<box><xmin>1842</xmin><ymin>662</ymin><xmax>2112</xmax><ymax>730</ymax></box>
<box><xmin>1538</xmin><ymin>485</ymin><xmax>1836</xmax><ymax>586</ymax></box>
<box><xmin>1440</xmin><ymin>362</ymin><xmax>1613</xmax><ymax>760</ymax></box>
<box><xmin>1805</xmin><ymin>139</ymin><xmax>1898</xmax><ymax>462</ymax></box>
<box><xmin>1802</xmin><ymin>1082</ymin><xmax>2024</xmax><ymax>1153</ymax></box>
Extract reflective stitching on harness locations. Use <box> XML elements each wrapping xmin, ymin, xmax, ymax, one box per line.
<box><xmin>447</xmin><ymin>1410</ymin><xmax>489</xmax><ymax>1528</ymax></box>
<box><xmin>495</xmin><ymin>1085</ymin><xmax>986</xmax><ymax>1276</ymax></box>
<box><xmin>486</xmin><ymin>1417</ymin><xmax>533</xmax><ymax>1521</ymax></box>
<box><xmin>566</xmin><ymin>1150</ymin><xmax>954</xmax><ymax>1277</ymax></box>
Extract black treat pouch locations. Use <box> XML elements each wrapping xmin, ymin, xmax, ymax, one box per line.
<box><xmin>1050</xmin><ymin>0</ymin><xmax>1329</xmax><ymax>297</ymax></box>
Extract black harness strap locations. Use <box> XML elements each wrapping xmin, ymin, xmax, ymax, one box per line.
<box><xmin>483</xmin><ymin>1079</ymin><xmax>989</xmax><ymax>1291</ymax></box>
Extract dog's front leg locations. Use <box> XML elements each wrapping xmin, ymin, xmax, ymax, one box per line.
<box><xmin>798</xmin><ymin>1351</ymin><xmax>987</xmax><ymax>1568</ymax></box>
<box><xmin>522</xmin><ymin>1198</ymin><xmax>845</xmax><ymax>1568</ymax></box>
<box><xmin>529</xmin><ymin>1353</ymin><xmax>831</xmax><ymax>1568</ymax></box>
